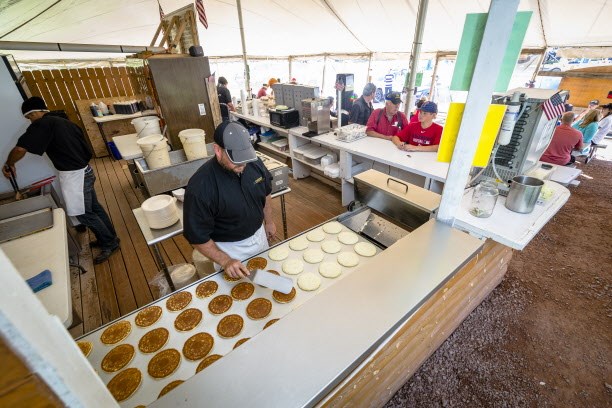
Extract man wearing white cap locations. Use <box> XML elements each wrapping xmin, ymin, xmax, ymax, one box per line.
<box><xmin>184</xmin><ymin>121</ymin><xmax>276</xmax><ymax>279</ymax></box>
<box><xmin>3</xmin><ymin>97</ymin><xmax>119</xmax><ymax>264</ymax></box>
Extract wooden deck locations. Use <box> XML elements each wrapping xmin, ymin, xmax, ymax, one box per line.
<box><xmin>68</xmin><ymin>157</ymin><xmax>344</xmax><ymax>338</ymax></box>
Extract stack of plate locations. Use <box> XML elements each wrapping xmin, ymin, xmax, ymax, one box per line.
<box><xmin>141</xmin><ymin>195</ymin><xmax>179</xmax><ymax>229</ymax></box>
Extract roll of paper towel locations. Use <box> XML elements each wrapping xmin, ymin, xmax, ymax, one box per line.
<box><xmin>240</xmin><ymin>90</ymin><xmax>247</xmax><ymax>113</ymax></box>
<box><xmin>252</xmin><ymin>98</ymin><xmax>260</xmax><ymax>117</ymax></box>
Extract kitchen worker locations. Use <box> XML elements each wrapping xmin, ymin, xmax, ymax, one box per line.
<box><xmin>392</xmin><ymin>101</ymin><xmax>443</xmax><ymax>152</ymax></box>
<box><xmin>217</xmin><ymin>76</ymin><xmax>235</xmax><ymax>112</ymax></box>
<box><xmin>257</xmin><ymin>83</ymin><xmax>268</xmax><ymax>98</ymax></box>
<box><xmin>183</xmin><ymin>120</ymin><xmax>275</xmax><ymax>279</ymax></box>
<box><xmin>3</xmin><ymin>97</ymin><xmax>119</xmax><ymax>264</ymax></box>
<box><xmin>365</xmin><ymin>92</ymin><xmax>408</xmax><ymax>140</ymax></box>
<box><xmin>348</xmin><ymin>83</ymin><xmax>376</xmax><ymax>126</ymax></box>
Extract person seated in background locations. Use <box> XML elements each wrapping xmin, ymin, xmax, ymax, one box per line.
<box><xmin>289</xmin><ymin>78</ymin><xmax>298</xmax><ymax>85</ymax></box>
<box><xmin>365</xmin><ymin>92</ymin><xmax>408</xmax><ymax>140</ymax></box>
<box><xmin>573</xmin><ymin>99</ymin><xmax>598</xmax><ymax>123</ymax></box>
<box><xmin>348</xmin><ymin>83</ymin><xmax>376</xmax><ymax>126</ymax></box>
<box><xmin>572</xmin><ymin>109</ymin><xmax>600</xmax><ymax>155</ymax></box>
<box><xmin>257</xmin><ymin>84</ymin><xmax>268</xmax><ymax>98</ymax></box>
<box><xmin>410</xmin><ymin>97</ymin><xmax>428</xmax><ymax>123</ymax></box>
<box><xmin>592</xmin><ymin>103</ymin><xmax>611</xmax><ymax>145</ymax></box>
<box><xmin>541</xmin><ymin>112</ymin><xmax>585</xmax><ymax>166</ymax></box>
<box><xmin>391</xmin><ymin>101</ymin><xmax>443</xmax><ymax>152</ymax></box>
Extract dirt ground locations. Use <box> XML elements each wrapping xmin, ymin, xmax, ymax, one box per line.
<box><xmin>386</xmin><ymin>158</ymin><xmax>612</xmax><ymax>407</ymax></box>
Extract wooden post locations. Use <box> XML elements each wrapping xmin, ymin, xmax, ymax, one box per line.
<box><xmin>437</xmin><ymin>0</ymin><xmax>520</xmax><ymax>224</ymax></box>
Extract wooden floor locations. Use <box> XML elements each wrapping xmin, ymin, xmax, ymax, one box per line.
<box><xmin>68</xmin><ymin>157</ymin><xmax>345</xmax><ymax>338</ymax></box>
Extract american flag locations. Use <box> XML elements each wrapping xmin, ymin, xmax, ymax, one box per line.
<box><xmin>157</xmin><ymin>0</ymin><xmax>165</xmax><ymax>20</ymax></box>
<box><xmin>542</xmin><ymin>92</ymin><xmax>565</xmax><ymax>120</ymax></box>
<box><xmin>196</xmin><ymin>0</ymin><xmax>209</xmax><ymax>29</ymax></box>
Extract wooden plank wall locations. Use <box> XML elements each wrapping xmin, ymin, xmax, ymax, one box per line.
<box><xmin>22</xmin><ymin>67</ymin><xmax>140</xmax><ymax>157</ymax></box>
<box><xmin>559</xmin><ymin>66</ymin><xmax>612</xmax><ymax>108</ymax></box>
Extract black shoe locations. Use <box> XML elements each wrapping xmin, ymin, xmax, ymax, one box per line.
<box><xmin>94</xmin><ymin>243</ymin><xmax>120</xmax><ymax>264</ymax></box>
<box><xmin>90</xmin><ymin>238</ymin><xmax>120</xmax><ymax>248</ymax></box>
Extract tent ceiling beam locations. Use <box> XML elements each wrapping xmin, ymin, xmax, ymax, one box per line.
<box><xmin>0</xmin><ymin>41</ymin><xmax>165</xmax><ymax>54</ymax></box>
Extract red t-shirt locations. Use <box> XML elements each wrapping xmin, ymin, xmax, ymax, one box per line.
<box><xmin>366</xmin><ymin>108</ymin><xmax>409</xmax><ymax>137</ymax></box>
<box><xmin>396</xmin><ymin>121</ymin><xmax>443</xmax><ymax>146</ymax></box>
<box><xmin>410</xmin><ymin>109</ymin><xmax>421</xmax><ymax>123</ymax></box>
<box><xmin>540</xmin><ymin>124</ymin><xmax>583</xmax><ymax>165</ymax></box>
<box><xmin>257</xmin><ymin>87</ymin><xmax>267</xmax><ymax>98</ymax></box>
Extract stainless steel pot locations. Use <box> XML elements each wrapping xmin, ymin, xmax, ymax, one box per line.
<box><xmin>505</xmin><ymin>175</ymin><xmax>544</xmax><ymax>214</ymax></box>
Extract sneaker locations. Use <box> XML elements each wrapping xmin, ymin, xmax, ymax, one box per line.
<box><xmin>94</xmin><ymin>243</ymin><xmax>120</xmax><ymax>264</ymax></box>
<box><xmin>90</xmin><ymin>238</ymin><xmax>120</xmax><ymax>248</ymax></box>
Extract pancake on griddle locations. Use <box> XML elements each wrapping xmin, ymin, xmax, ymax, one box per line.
<box><xmin>77</xmin><ymin>341</ymin><xmax>93</xmax><ymax>357</ymax></box>
<box><xmin>217</xmin><ymin>314</ymin><xmax>243</xmax><ymax>338</ymax></box>
<box><xmin>101</xmin><ymin>344</ymin><xmax>135</xmax><ymax>373</ymax></box>
<box><xmin>246</xmin><ymin>298</ymin><xmax>272</xmax><ymax>320</ymax></box>
<box><xmin>263</xmin><ymin>319</ymin><xmax>279</xmax><ymax>329</ymax></box>
<box><xmin>223</xmin><ymin>272</ymin><xmax>242</xmax><ymax>282</ymax></box>
<box><xmin>100</xmin><ymin>321</ymin><xmax>131</xmax><ymax>345</ymax></box>
<box><xmin>233</xmin><ymin>337</ymin><xmax>250</xmax><ymax>349</ymax></box>
<box><xmin>182</xmin><ymin>332</ymin><xmax>214</xmax><ymax>361</ymax></box>
<box><xmin>195</xmin><ymin>281</ymin><xmax>218</xmax><ymax>298</ymax></box>
<box><xmin>195</xmin><ymin>354</ymin><xmax>222</xmax><ymax>373</ymax></box>
<box><xmin>174</xmin><ymin>308</ymin><xmax>203</xmax><ymax>332</ymax></box>
<box><xmin>272</xmin><ymin>287</ymin><xmax>296</xmax><ymax>303</ymax></box>
<box><xmin>138</xmin><ymin>327</ymin><xmax>169</xmax><ymax>354</ymax></box>
<box><xmin>246</xmin><ymin>257</ymin><xmax>267</xmax><ymax>271</ymax></box>
<box><xmin>106</xmin><ymin>367</ymin><xmax>142</xmax><ymax>402</ymax></box>
<box><xmin>166</xmin><ymin>291</ymin><xmax>192</xmax><ymax>312</ymax></box>
<box><xmin>208</xmin><ymin>294</ymin><xmax>233</xmax><ymax>315</ymax></box>
<box><xmin>230</xmin><ymin>282</ymin><xmax>255</xmax><ymax>301</ymax></box>
<box><xmin>134</xmin><ymin>305</ymin><xmax>162</xmax><ymax>328</ymax></box>
<box><xmin>148</xmin><ymin>349</ymin><xmax>181</xmax><ymax>379</ymax></box>
<box><xmin>158</xmin><ymin>380</ymin><xmax>184</xmax><ymax>398</ymax></box>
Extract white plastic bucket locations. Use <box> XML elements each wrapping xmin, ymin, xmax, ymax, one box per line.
<box><xmin>132</xmin><ymin>116</ymin><xmax>161</xmax><ymax>138</ymax></box>
<box><xmin>136</xmin><ymin>134</ymin><xmax>170</xmax><ymax>169</ymax></box>
<box><xmin>178</xmin><ymin>129</ymin><xmax>207</xmax><ymax>161</ymax></box>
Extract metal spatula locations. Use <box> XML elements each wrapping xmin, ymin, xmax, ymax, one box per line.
<box><xmin>247</xmin><ymin>269</ymin><xmax>293</xmax><ymax>294</ymax></box>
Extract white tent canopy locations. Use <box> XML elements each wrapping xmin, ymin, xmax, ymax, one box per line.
<box><xmin>1</xmin><ymin>0</ymin><xmax>611</xmax><ymax>61</ymax></box>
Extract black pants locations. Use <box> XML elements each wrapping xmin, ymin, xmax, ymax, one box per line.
<box><xmin>75</xmin><ymin>168</ymin><xmax>117</xmax><ymax>249</ymax></box>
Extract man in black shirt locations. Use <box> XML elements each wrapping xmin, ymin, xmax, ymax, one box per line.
<box><xmin>349</xmin><ymin>83</ymin><xmax>376</xmax><ymax>125</ymax></box>
<box><xmin>3</xmin><ymin>97</ymin><xmax>119</xmax><ymax>264</ymax></box>
<box><xmin>217</xmin><ymin>76</ymin><xmax>235</xmax><ymax>112</ymax></box>
<box><xmin>183</xmin><ymin>121</ymin><xmax>275</xmax><ymax>278</ymax></box>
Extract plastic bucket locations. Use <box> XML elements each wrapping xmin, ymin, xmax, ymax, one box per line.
<box><xmin>136</xmin><ymin>134</ymin><xmax>170</xmax><ymax>169</ymax></box>
<box><xmin>178</xmin><ymin>129</ymin><xmax>208</xmax><ymax>161</ymax></box>
<box><xmin>132</xmin><ymin>116</ymin><xmax>161</xmax><ymax>138</ymax></box>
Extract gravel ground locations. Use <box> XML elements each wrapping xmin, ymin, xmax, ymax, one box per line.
<box><xmin>385</xmin><ymin>158</ymin><xmax>612</xmax><ymax>408</ymax></box>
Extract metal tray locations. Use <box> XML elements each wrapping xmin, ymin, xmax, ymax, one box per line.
<box><xmin>77</xmin><ymin>221</ymin><xmax>381</xmax><ymax>407</ymax></box>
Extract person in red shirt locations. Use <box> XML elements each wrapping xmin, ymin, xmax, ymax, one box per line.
<box><xmin>365</xmin><ymin>92</ymin><xmax>409</xmax><ymax>140</ymax></box>
<box><xmin>410</xmin><ymin>97</ymin><xmax>427</xmax><ymax>123</ymax></box>
<box><xmin>392</xmin><ymin>101</ymin><xmax>443</xmax><ymax>152</ymax></box>
<box><xmin>257</xmin><ymin>84</ymin><xmax>268</xmax><ymax>98</ymax></box>
<box><xmin>541</xmin><ymin>112</ymin><xmax>585</xmax><ymax>165</ymax></box>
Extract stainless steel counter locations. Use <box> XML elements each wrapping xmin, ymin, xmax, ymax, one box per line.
<box><xmin>151</xmin><ymin>219</ymin><xmax>483</xmax><ymax>407</ymax></box>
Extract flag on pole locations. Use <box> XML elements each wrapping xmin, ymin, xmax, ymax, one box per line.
<box><xmin>158</xmin><ymin>0</ymin><xmax>165</xmax><ymax>20</ymax></box>
<box><xmin>196</xmin><ymin>0</ymin><xmax>209</xmax><ymax>29</ymax></box>
<box><xmin>542</xmin><ymin>92</ymin><xmax>565</xmax><ymax>120</ymax></box>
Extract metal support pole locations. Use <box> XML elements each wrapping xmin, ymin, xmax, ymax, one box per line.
<box><xmin>366</xmin><ymin>52</ymin><xmax>373</xmax><ymax>82</ymax></box>
<box><xmin>437</xmin><ymin>0</ymin><xmax>520</xmax><ymax>224</ymax></box>
<box><xmin>152</xmin><ymin>243</ymin><xmax>176</xmax><ymax>291</ymax></box>
<box><xmin>236</xmin><ymin>0</ymin><xmax>250</xmax><ymax>95</ymax></box>
<box><xmin>404</xmin><ymin>0</ymin><xmax>429</xmax><ymax>116</ymax></box>
<box><xmin>288</xmin><ymin>56</ymin><xmax>293</xmax><ymax>80</ymax></box>
<box><xmin>322</xmin><ymin>55</ymin><xmax>328</xmax><ymax>95</ymax></box>
<box><xmin>429</xmin><ymin>52</ymin><xmax>440</xmax><ymax>101</ymax></box>
<box><xmin>529</xmin><ymin>49</ymin><xmax>547</xmax><ymax>82</ymax></box>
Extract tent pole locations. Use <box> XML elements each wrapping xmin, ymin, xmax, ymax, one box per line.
<box><xmin>404</xmin><ymin>0</ymin><xmax>429</xmax><ymax>116</ymax></box>
<box><xmin>437</xmin><ymin>0</ymin><xmax>520</xmax><ymax>224</ymax></box>
<box><xmin>288</xmin><ymin>56</ymin><xmax>293</xmax><ymax>81</ymax></box>
<box><xmin>322</xmin><ymin>55</ymin><xmax>328</xmax><ymax>95</ymax></box>
<box><xmin>429</xmin><ymin>52</ymin><xmax>440</xmax><ymax>102</ymax></box>
<box><xmin>236</xmin><ymin>0</ymin><xmax>250</xmax><ymax>95</ymax></box>
<box><xmin>529</xmin><ymin>48</ymin><xmax>547</xmax><ymax>83</ymax></box>
<box><xmin>367</xmin><ymin>52</ymin><xmax>373</xmax><ymax>82</ymax></box>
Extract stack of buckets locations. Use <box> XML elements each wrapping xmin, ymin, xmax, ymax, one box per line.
<box><xmin>133</xmin><ymin>117</ymin><xmax>170</xmax><ymax>170</ymax></box>
<box><xmin>178</xmin><ymin>129</ymin><xmax>208</xmax><ymax>161</ymax></box>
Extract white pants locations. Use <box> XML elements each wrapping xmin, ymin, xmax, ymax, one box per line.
<box><xmin>213</xmin><ymin>224</ymin><xmax>268</xmax><ymax>271</ymax></box>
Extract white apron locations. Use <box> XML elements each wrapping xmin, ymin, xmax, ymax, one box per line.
<box><xmin>213</xmin><ymin>224</ymin><xmax>269</xmax><ymax>271</ymax></box>
<box><xmin>58</xmin><ymin>167</ymin><xmax>86</xmax><ymax>216</ymax></box>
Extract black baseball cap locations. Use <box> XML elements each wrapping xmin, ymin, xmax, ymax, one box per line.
<box><xmin>385</xmin><ymin>92</ymin><xmax>402</xmax><ymax>105</ymax></box>
<box><xmin>213</xmin><ymin>121</ymin><xmax>257</xmax><ymax>164</ymax></box>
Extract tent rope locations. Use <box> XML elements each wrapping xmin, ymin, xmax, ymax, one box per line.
<box><xmin>0</xmin><ymin>1</ymin><xmax>63</xmax><ymax>39</ymax></box>
<box><xmin>319</xmin><ymin>0</ymin><xmax>371</xmax><ymax>53</ymax></box>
